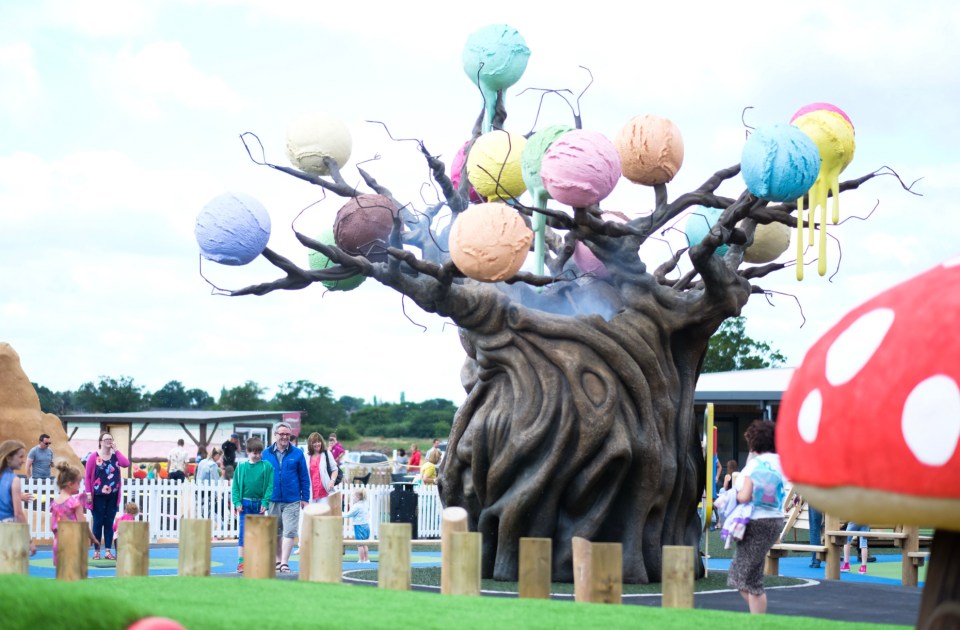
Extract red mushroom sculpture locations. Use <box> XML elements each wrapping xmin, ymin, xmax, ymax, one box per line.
<box><xmin>776</xmin><ymin>256</ymin><xmax>960</xmax><ymax>628</ymax></box>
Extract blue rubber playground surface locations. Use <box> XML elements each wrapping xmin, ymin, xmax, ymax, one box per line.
<box><xmin>26</xmin><ymin>542</ymin><xmax>922</xmax><ymax>588</ymax></box>
<box><xmin>26</xmin><ymin>543</ymin><xmax>443</xmax><ymax>579</ymax></box>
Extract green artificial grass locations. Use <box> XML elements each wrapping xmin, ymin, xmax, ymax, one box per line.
<box><xmin>0</xmin><ymin>575</ymin><xmax>907</xmax><ymax>630</ymax></box>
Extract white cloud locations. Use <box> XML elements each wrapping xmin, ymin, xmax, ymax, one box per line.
<box><xmin>39</xmin><ymin>0</ymin><xmax>157</xmax><ymax>37</ymax></box>
<box><xmin>99</xmin><ymin>41</ymin><xmax>243</xmax><ymax>118</ymax></box>
<box><xmin>0</xmin><ymin>43</ymin><xmax>41</xmax><ymax>116</ymax></box>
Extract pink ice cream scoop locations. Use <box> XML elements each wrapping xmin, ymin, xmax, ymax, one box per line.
<box><xmin>539</xmin><ymin>130</ymin><xmax>621</xmax><ymax>208</ymax></box>
<box><xmin>616</xmin><ymin>114</ymin><xmax>684</xmax><ymax>186</ymax></box>
<box><xmin>450</xmin><ymin>141</ymin><xmax>483</xmax><ymax>204</ymax></box>
<box><xmin>573</xmin><ymin>211</ymin><xmax>627</xmax><ymax>278</ymax></box>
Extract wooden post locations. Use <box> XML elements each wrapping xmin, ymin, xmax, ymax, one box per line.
<box><xmin>572</xmin><ymin>537</ymin><xmax>622</xmax><ymax>604</ymax></box>
<box><xmin>116</xmin><ymin>521</ymin><xmax>150</xmax><ymax>577</ymax></box>
<box><xmin>662</xmin><ymin>545</ymin><xmax>694</xmax><ymax>608</ymax></box>
<box><xmin>56</xmin><ymin>520</ymin><xmax>88</xmax><ymax>581</ymax></box>
<box><xmin>764</xmin><ymin>553</ymin><xmax>780</xmax><ymax>577</ymax></box>
<box><xmin>448</xmin><ymin>531</ymin><xmax>482</xmax><ymax>596</ymax></box>
<box><xmin>244</xmin><ymin>515</ymin><xmax>277</xmax><ymax>579</ymax></box>
<box><xmin>178</xmin><ymin>518</ymin><xmax>211</xmax><ymax>577</ymax></box>
<box><xmin>305</xmin><ymin>516</ymin><xmax>342</xmax><ymax>583</ymax></box>
<box><xmin>572</xmin><ymin>536</ymin><xmax>592</xmax><ymax>603</ymax></box>
<box><xmin>902</xmin><ymin>525</ymin><xmax>920</xmax><ymax>587</ymax></box>
<box><xmin>518</xmin><ymin>537</ymin><xmax>551</xmax><ymax>599</ymax></box>
<box><xmin>441</xmin><ymin>506</ymin><xmax>469</xmax><ymax>594</ymax></box>
<box><xmin>378</xmin><ymin>522</ymin><xmax>411</xmax><ymax>591</ymax></box>
<box><xmin>299</xmin><ymin>502</ymin><xmax>334</xmax><ymax>582</ymax></box>
<box><xmin>0</xmin><ymin>522</ymin><xmax>30</xmax><ymax>575</ymax></box>
<box><xmin>327</xmin><ymin>492</ymin><xmax>342</xmax><ymax>517</ymax></box>
<box><xmin>824</xmin><ymin>513</ymin><xmax>841</xmax><ymax>580</ymax></box>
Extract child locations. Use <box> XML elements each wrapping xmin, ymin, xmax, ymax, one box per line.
<box><xmin>342</xmin><ymin>488</ymin><xmax>370</xmax><ymax>563</ymax></box>
<box><xmin>50</xmin><ymin>461</ymin><xmax>98</xmax><ymax>565</ymax></box>
<box><xmin>842</xmin><ymin>522</ymin><xmax>870</xmax><ymax>574</ymax></box>
<box><xmin>0</xmin><ymin>440</ymin><xmax>36</xmax><ymax>556</ymax></box>
<box><xmin>112</xmin><ymin>501</ymin><xmax>139</xmax><ymax>553</ymax></box>
<box><xmin>147</xmin><ymin>463</ymin><xmax>161</xmax><ymax>480</ymax></box>
<box><xmin>231</xmin><ymin>437</ymin><xmax>274</xmax><ymax>574</ymax></box>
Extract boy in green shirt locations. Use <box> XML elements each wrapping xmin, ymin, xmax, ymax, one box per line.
<box><xmin>231</xmin><ymin>437</ymin><xmax>274</xmax><ymax>574</ymax></box>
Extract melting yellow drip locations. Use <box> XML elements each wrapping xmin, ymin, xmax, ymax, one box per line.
<box><xmin>796</xmin><ymin>195</ymin><xmax>805</xmax><ymax>281</ymax></box>
<box><xmin>818</xmin><ymin>203</ymin><xmax>828</xmax><ymax>276</ymax></box>
<box><xmin>830</xmin><ymin>172</ymin><xmax>841</xmax><ymax>224</ymax></box>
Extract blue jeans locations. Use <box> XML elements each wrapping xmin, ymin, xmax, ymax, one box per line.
<box><xmin>238</xmin><ymin>499</ymin><xmax>262</xmax><ymax>547</ymax></box>
<box><xmin>92</xmin><ymin>494</ymin><xmax>119</xmax><ymax>550</ymax></box>
<box><xmin>808</xmin><ymin>504</ymin><xmax>824</xmax><ymax>559</ymax></box>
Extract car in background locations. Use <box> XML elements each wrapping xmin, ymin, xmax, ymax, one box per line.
<box><xmin>340</xmin><ymin>450</ymin><xmax>390</xmax><ymax>479</ymax></box>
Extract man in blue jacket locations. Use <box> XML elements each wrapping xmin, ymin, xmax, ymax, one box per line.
<box><xmin>262</xmin><ymin>422</ymin><xmax>309</xmax><ymax>573</ymax></box>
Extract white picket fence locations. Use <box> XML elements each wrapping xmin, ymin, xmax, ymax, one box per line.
<box><xmin>22</xmin><ymin>478</ymin><xmax>443</xmax><ymax>542</ymax></box>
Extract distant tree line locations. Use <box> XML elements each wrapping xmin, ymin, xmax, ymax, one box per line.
<box><xmin>31</xmin><ymin>377</ymin><xmax>456</xmax><ymax>440</ymax></box>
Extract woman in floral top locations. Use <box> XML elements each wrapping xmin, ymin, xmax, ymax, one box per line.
<box><xmin>83</xmin><ymin>432</ymin><xmax>129</xmax><ymax>560</ymax></box>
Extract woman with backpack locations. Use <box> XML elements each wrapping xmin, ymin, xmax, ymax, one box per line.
<box><xmin>726</xmin><ymin>420</ymin><xmax>785</xmax><ymax>615</ymax></box>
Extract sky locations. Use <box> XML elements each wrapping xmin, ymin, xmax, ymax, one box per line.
<box><xmin>1</xmin><ymin>1</ymin><xmax>958</xmax><ymax>407</ymax></box>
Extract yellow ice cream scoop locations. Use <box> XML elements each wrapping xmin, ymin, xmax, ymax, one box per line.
<box><xmin>466</xmin><ymin>130</ymin><xmax>528</xmax><ymax>202</ymax></box>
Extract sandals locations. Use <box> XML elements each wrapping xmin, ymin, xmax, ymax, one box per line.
<box><xmin>105</xmin><ymin>551</ymin><xmax>116</xmax><ymax>561</ymax></box>
<box><xmin>276</xmin><ymin>561</ymin><xmax>282</xmax><ymax>571</ymax></box>
<box><xmin>92</xmin><ymin>551</ymin><xmax>101</xmax><ymax>560</ymax></box>
<box><xmin>278</xmin><ymin>563</ymin><xmax>291</xmax><ymax>573</ymax></box>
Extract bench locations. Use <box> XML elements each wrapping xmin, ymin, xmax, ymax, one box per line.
<box><xmin>823</xmin><ymin>520</ymin><xmax>927</xmax><ymax>586</ymax></box>
<box><xmin>907</xmin><ymin>550</ymin><xmax>930</xmax><ymax>567</ymax></box>
<box><xmin>761</xmin><ymin>498</ymin><xmax>931</xmax><ymax>586</ymax></box>
<box><xmin>765</xmin><ymin>542</ymin><xmax>829</xmax><ymax>576</ymax></box>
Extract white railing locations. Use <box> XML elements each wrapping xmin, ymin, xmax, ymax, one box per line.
<box><xmin>22</xmin><ymin>478</ymin><xmax>442</xmax><ymax>542</ymax></box>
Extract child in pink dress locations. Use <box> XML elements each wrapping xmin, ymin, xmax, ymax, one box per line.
<box><xmin>50</xmin><ymin>461</ymin><xmax>97</xmax><ymax>565</ymax></box>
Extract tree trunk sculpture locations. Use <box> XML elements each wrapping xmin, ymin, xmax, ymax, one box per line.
<box><xmin>219</xmin><ymin>98</ymin><xmax>898</xmax><ymax>583</ymax></box>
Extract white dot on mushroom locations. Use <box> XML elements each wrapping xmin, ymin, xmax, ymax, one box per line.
<box><xmin>824</xmin><ymin>308</ymin><xmax>896</xmax><ymax>386</ymax></box>
<box><xmin>901</xmin><ymin>374</ymin><xmax>960</xmax><ymax>467</ymax></box>
<box><xmin>797</xmin><ymin>388</ymin><xmax>823</xmax><ymax>443</ymax></box>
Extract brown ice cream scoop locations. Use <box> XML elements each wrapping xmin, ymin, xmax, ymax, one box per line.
<box><xmin>333</xmin><ymin>194</ymin><xmax>400</xmax><ymax>263</ymax></box>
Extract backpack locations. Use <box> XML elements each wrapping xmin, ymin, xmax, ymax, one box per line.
<box><xmin>749</xmin><ymin>458</ymin><xmax>785</xmax><ymax>510</ymax></box>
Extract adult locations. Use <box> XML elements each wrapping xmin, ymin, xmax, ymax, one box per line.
<box><xmin>195</xmin><ymin>447</ymin><xmax>222</xmax><ymax>483</ymax></box>
<box><xmin>26</xmin><ymin>434</ymin><xmax>54</xmax><ymax>480</ymax></box>
<box><xmin>306</xmin><ymin>433</ymin><xmax>338</xmax><ymax>507</ymax></box>
<box><xmin>394</xmin><ymin>448</ymin><xmax>408</xmax><ymax>475</ymax></box>
<box><xmin>808</xmin><ymin>502</ymin><xmax>825</xmax><ymax>569</ymax></box>
<box><xmin>727</xmin><ymin>420</ymin><xmax>785</xmax><ymax>615</ymax></box>
<box><xmin>221</xmin><ymin>433</ymin><xmax>240</xmax><ymax>481</ymax></box>
<box><xmin>167</xmin><ymin>439</ymin><xmax>188</xmax><ymax>482</ymax></box>
<box><xmin>723</xmin><ymin>459</ymin><xmax>739</xmax><ymax>491</ymax></box>
<box><xmin>426</xmin><ymin>439</ymin><xmax>442</xmax><ymax>464</ymax></box>
<box><xmin>84</xmin><ymin>432</ymin><xmax>130</xmax><ymax>561</ymax></box>
<box><xmin>328</xmin><ymin>433</ymin><xmax>345</xmax><ymax>464</ymax></box>
<box><xmin>407</xmin><ymin>443</ymin><xmax>422</xmax><ymax>474</ymax></box>
<box><xmin>196</xmin><ymin>447</ymin><xmax>224</xmax><ymax>529</ymax></box>
<box><xmin>262</xmin><ymin>422</ymin><xmax>309</xmax><ymax>573</ymax></box>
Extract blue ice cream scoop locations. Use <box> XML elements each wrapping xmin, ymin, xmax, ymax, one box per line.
<box><xmin>741</xmin><ymin>123</ymin><xmax>820</xmax><ymax>202</ymax></box>
<box><xmin>195</xmin><ymin>192</ymin><xmax>271</xmax><ymax>265</ymax></box>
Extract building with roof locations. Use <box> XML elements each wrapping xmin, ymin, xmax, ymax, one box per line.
<box><xmin>694</xmin><ymin>367</ymin><xmax>795</xmax><ymax>468</ymax></box>
<box><xmin>60</xmin><ymin>410</ymin><xmax>302</xmax><ymax>470</ymax></box>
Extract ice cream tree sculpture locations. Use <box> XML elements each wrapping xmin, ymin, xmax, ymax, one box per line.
<box><xmin>196</xmin><ymin>24</ymin><xmax>913</xmax><ymax>583</ymax></box>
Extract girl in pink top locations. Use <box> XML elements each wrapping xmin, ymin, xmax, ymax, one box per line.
<box><xmin>50</xmin><ymin>461</ymin><xmax>97</xmax><ymax>566</ymax></box>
